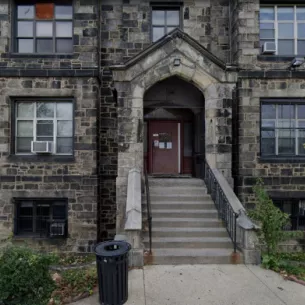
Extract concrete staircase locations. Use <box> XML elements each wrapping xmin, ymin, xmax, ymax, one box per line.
<box><xmin>142</xmin><ymin>178</ymin><xmax>238</xmax><ymax>265</ymax></box>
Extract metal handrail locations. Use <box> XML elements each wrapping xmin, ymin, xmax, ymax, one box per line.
<box><xmin>203</xmin><ymin>160</ymin><xmax>238</xmax><ymax>252</ymax></box>
<box><xmin>144</xmin><ymin>169</ymin><xmax>152</xmax><ymax>254</ymax></box>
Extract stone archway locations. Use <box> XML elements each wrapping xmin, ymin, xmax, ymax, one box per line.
<box><xmin>111</xmin><ymin>29</ymin><xmax>237</xmax><ymax>233</ymax></box>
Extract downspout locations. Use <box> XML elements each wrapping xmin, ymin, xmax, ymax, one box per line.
<box><xmin>228</xmin><ymin>0</ymin><xmax>233</xmax><ymax>64</ymax></box>
<box><xmin>96</xmin><ymin>0</ymin><xmax>102</xmax><ymax>242</ymax></box>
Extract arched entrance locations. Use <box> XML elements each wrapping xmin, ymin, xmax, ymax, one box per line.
<box><xmin>143</xmin><ymin>76</ymin><xmax>205</xmax><ymax>177</ymax></box>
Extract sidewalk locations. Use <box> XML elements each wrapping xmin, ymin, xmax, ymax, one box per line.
<box><xmin>73</xmin><ymin>265</ymin><xmax>305</xmax><ymax>305</ymax></box>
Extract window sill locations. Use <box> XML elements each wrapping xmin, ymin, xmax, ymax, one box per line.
<box><xmin>13</xmin><ymin>235</ymin><xmax>67</xmax><ymax>240</ymax></box>
<box><xmin>259</xmin><ymin>156</ymin><xmax>305</xmax><ymax>163</ymax></box>
<box><xmin>8</xmin><ymin>155</ymin><xmax>75</xmax><ymax>163</ymax></box>
<box><xmin>4</xmin><ymin>53</ymin><xmax>74</xmax><ymax>59</ymax></box>
<box><xmin>257</xmin><ymin>55</ymin><xmax>305</xmax><ymax>62</ymax></box>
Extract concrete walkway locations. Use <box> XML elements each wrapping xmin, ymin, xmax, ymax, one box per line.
<box><xmin>73</xmin><ymin>265</ymin><xmax>305</xmax><ymax>305</ymax></box>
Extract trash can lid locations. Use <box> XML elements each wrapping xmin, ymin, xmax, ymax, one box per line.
<box><xmin>95</xmin><ymin>240</ymin><xmax>131</xmax><ymax>257</ymax></box>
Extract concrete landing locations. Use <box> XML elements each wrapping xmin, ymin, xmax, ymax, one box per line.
<box><xmin>72</xmin><ymin>265</ymin><xmax>305</xmax><ymax>305</ymax></box>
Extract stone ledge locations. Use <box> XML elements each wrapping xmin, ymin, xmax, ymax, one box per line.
<box><xmin>0</xmin><ymin>69</ymin><xmax>99</xmax><ymax>77</ymax></box>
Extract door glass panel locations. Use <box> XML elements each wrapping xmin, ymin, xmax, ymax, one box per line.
<box><xmin>184</xmin><ymin>123</ymin><xmax>193</xmax><ymax>157</ymax></box>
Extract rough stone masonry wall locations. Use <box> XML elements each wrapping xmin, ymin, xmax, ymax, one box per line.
<box><xmin>237</xmin><ymin>78</ymin><xmax>305</xmax><ymax>207</ymax></box>
<box><xmin>0</xmin><ymin>77</ymin><xmax>98</xmax><ymax>252</ymax></box>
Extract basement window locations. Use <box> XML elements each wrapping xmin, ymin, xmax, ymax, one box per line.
<box><xmin>14</xmin><ymin>198</ymin><xmax>68</xmax><ymax>238</ymax></box>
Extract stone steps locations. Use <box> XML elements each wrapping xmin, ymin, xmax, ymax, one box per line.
<box><xmin>145</xmin><ymin>249</ymin><xmax>236</xmax><ymax>265</ymax></box>
<box><xmin>143</xmin><ymin>209</ymin><xmax>218</xmax><ymax>218</ymax></box>
<box><xmin>143</xmin><ymin>227</ymin><xmax>229</xmax><ymax>238</ymax></box>
<box><xmin>143</xmin><ymin>177</ymin><xmax>239</xmax><ymax>265</ymax></box>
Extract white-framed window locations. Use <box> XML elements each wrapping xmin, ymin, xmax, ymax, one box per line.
<box><xmin>15</xmin><ymin>100</ymin><xmax>73</xmax><ymax>155</ymax></box>
<box><xmin>15</xmin><ymin>1</ymin><xmax>73</xmax><ymax>54</ymax></box>
<box><xmin>261</xmin><ymin>101</ymin><xmax>305</xmax><ymax>156</ymax></box>
<box><xmin>260</xmin><ymin>5</ymin><xmax>305</xmax><ymax>55</ymax></box>
<box><xmin>152</xmin><ymin>7</ymin><xmax>181</xmax><ymax>42</ymax></box>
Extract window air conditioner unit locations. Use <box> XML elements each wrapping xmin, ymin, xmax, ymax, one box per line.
<box><xmin>50</xmin><ymin>222</ymin><xmax>65</xmax><ymax>237</ymax></box>
<box><xmin>31</xmin><ymin>141</ymin><xmax>53</xmax><ymax>154</ymax></box>
<box><xmin>262</xmin><ymin>42</ymin><xmax>276</xmax><ymax>54</ymax></box>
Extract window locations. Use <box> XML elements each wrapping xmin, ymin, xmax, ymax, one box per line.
<box><xmin>14</xmin><ymin>100</ymin><xmax>73</xmax><ymax>155</ymax></box>
<box><xmin>15</xmin><ymin>199</ymin><xmax>68</xmax><ymax>237</ymax></box>
<box><xmin>152</xmin><ymin>7</ymin><xmax>180</xmax><ymax>42</ymax></box>
<box><xmin>260</xmin><ymin>6</ymin><xmax>305</xmax><ymax>55</ymax></box>
<box><xmin>273</xmin><ymin>199</ymin><xmax>305</xmax><ymax>231</ymax></box>
<box><xmin>261</xmin><ymin>100</ymin><xmax>305</xmax><ymax>157</ymax></box>
<box><xmin>15</xmin><ymin>2</ymin><xmax>73</xmax><ymax>53</ymax></box>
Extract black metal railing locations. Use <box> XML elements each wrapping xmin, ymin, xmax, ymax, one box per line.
<box><xmin>283</xmin><ymin>215</ymin><xmax>305</xmax><ymax>231</ymax></box>
<box><xmin>144</xmin><ymin>169</ymin><xmax>152</xmax><ymax>254</ymax></box>
<box><xmin>204</xmin><ymin>160</ymin><xmax>238</xmax><ymax>252</ymax></box>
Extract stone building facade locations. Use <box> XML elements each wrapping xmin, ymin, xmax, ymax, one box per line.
<box><xmin>0</xmin><ymin>0</ymin><xmax>305</xmax><ymax>252</ymax></box>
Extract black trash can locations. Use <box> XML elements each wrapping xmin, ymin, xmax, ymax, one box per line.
<box><xmin>95</xmin><ymin>240</ymin><xmax>131</xmax><ymax>305</ymax></box>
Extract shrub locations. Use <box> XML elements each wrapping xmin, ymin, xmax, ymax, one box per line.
<box><xmin>248</xmin><ymin>179</ymin><xmax>290</xmax><ymax>256</ymax></box>
<box><xmin>0</xmin><ymin>246</ymin><xmax>56</xmax><ymax>305</ymax></box>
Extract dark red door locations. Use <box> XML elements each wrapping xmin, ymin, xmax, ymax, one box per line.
<box><xmin>150</xmin><ymin>121</ymin><xmax>179</xmax><ymax>174</ymax></box>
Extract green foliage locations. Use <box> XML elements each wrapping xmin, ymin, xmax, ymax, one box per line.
<box><xmin>248</xmin><ymin>179</ymin><xmax>290</xmax><ymax>256</ymax></box>
<box><xmin>279</xmin><ymin>252</ymin><xmax>305</xmax><ymax>262</ymax></box>
<box><xmin>0</xmin><ymin>246</ymin><xmax>55</xmax><ymax>305</ymax></box>
<box><xmin>262</xmin><ymin>254</ymin><xmax>281</xmax><ymax>271</ymax></box>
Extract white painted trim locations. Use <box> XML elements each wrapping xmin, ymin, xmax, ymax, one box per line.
<box><xmin>178</xmin><ymin>123</ymin><xmax>181</xmax><ymax>173</ymax></box>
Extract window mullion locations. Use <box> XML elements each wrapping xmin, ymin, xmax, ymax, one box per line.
<box><xmin>275</xmin><ymin>105</ymin><xmax>279</xmax><ymax>155</ymax></box>
<box><xmin>275</xmin><ymin>6</ymin><xmax>278</xmax><ymax>55</ymax></box>
<box><xmin>293</xmin><ymin>6</ymin><xmax>298</xmax><ymax>55</ymax></box>
<box><xmin>34</xmin><ymin>103</ymin><xmax>37</xmax><ymax>143</ymax></box>
<box><xmin>294</xmin><ymin>105</ymin><xmax>299</xmax><ymax>156</ymax></box>
<box><xmin>54</xmin><ymin>104</ymin><xmax>57</xmax><ymax>154</ymax></box>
